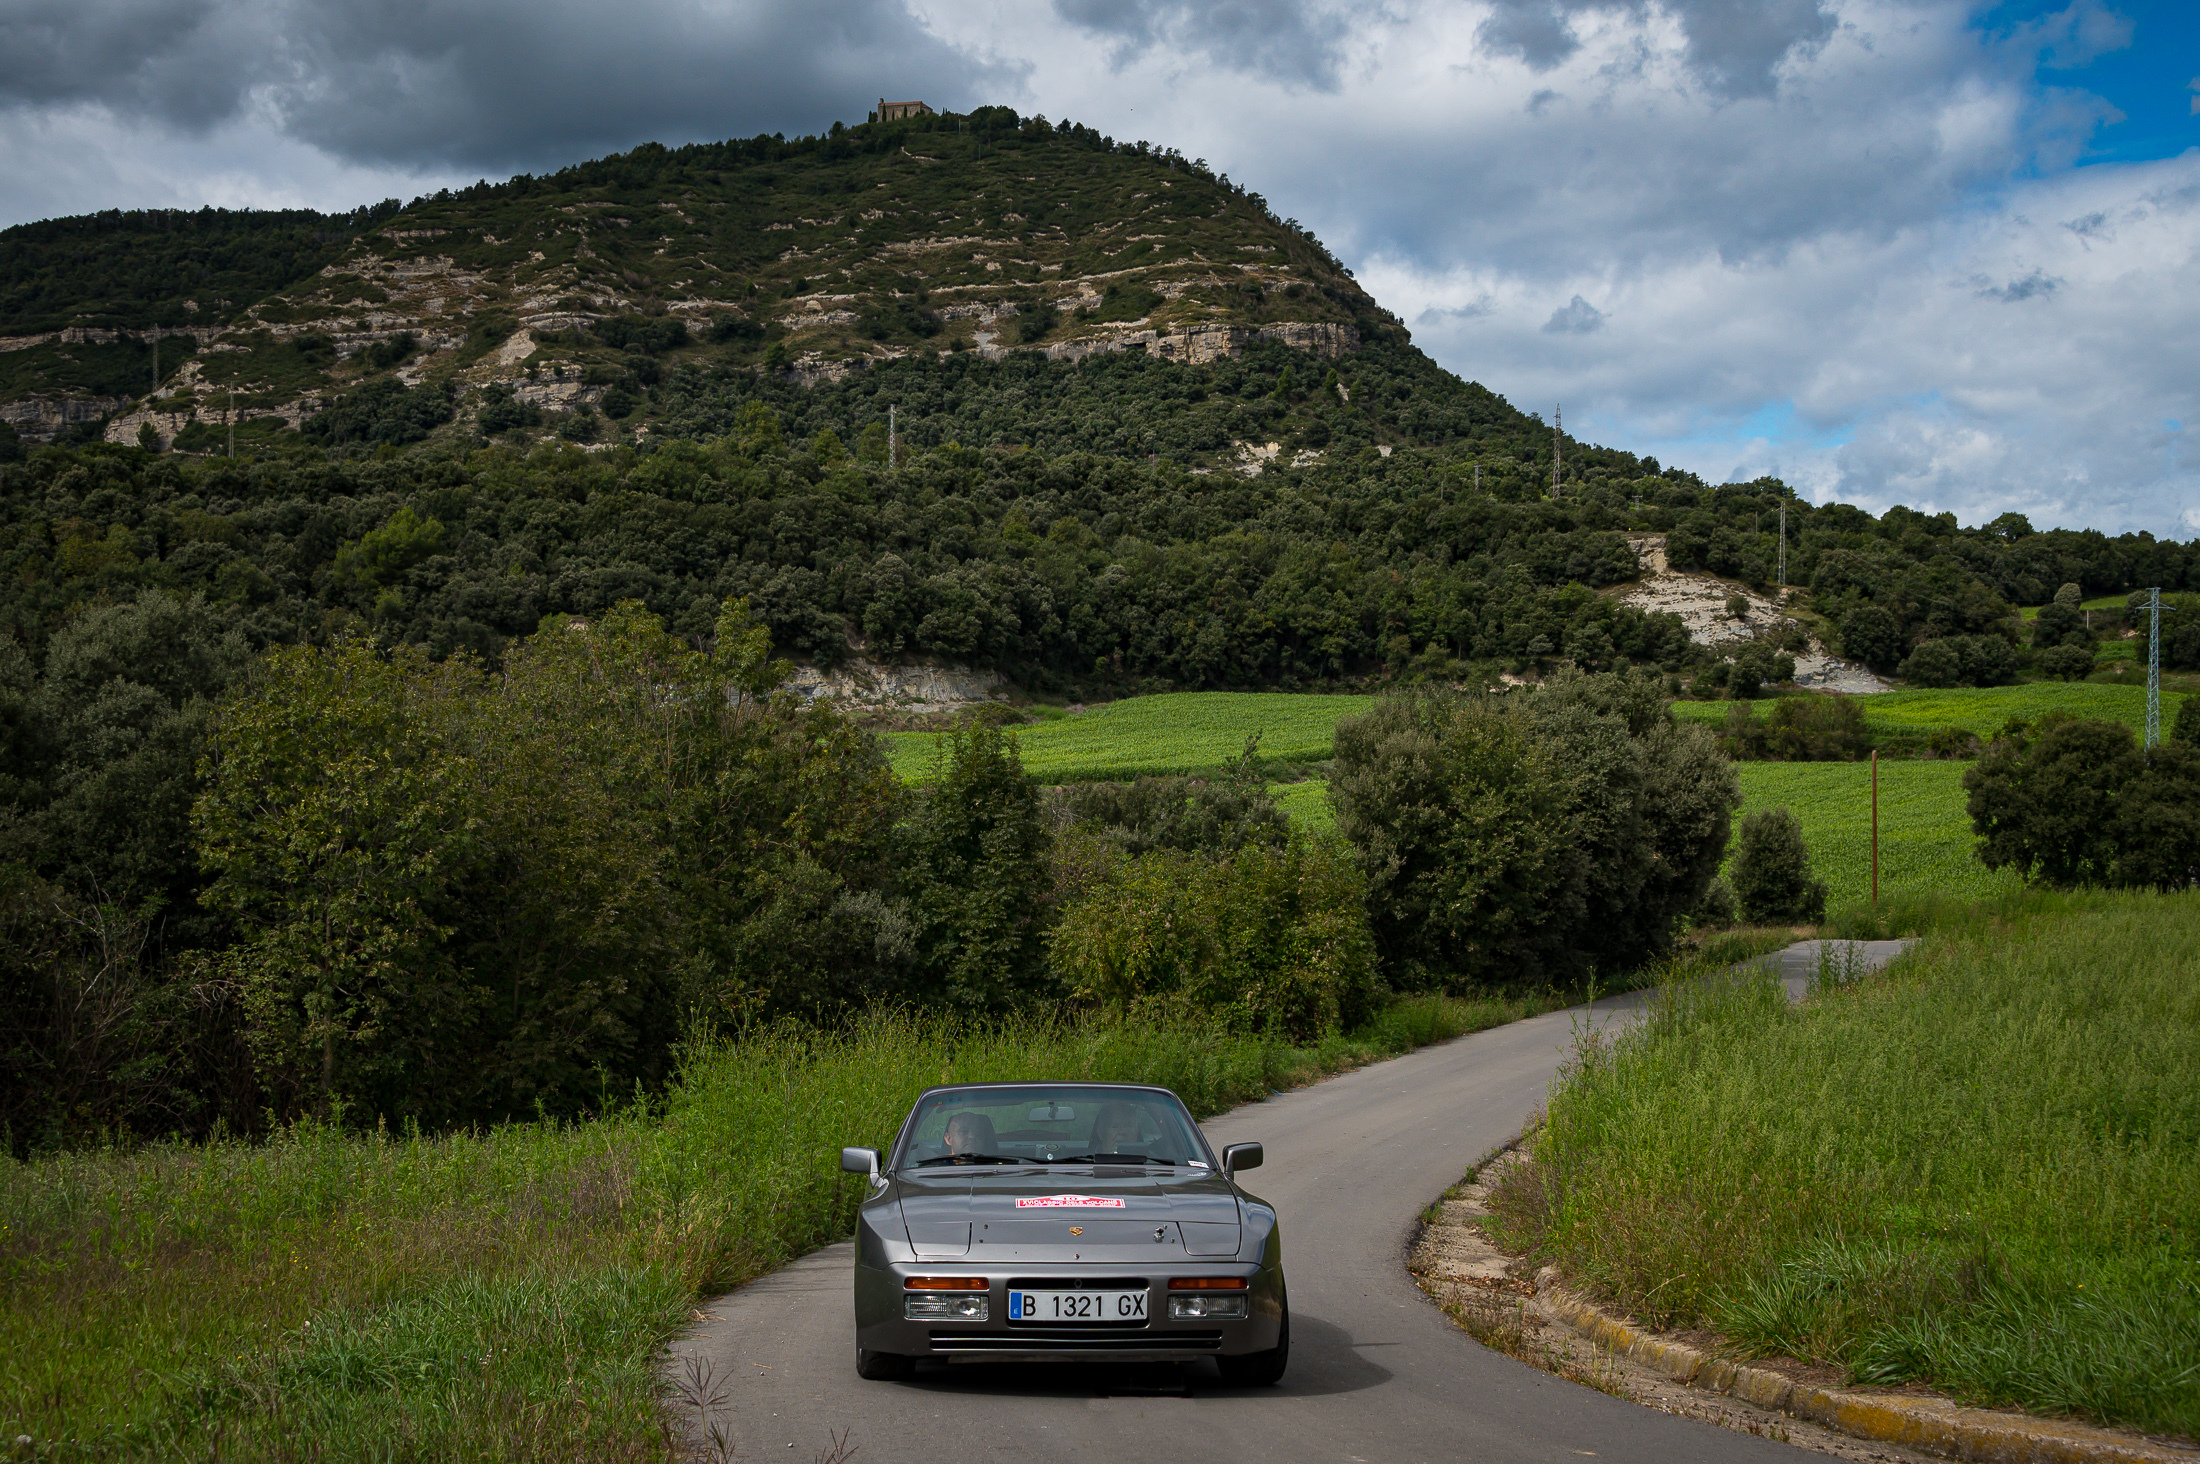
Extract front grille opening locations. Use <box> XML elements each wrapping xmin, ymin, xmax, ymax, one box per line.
<box><xmin>930</xmin><ymin>1330</ymin><xmax>1224</xmax><ymax>1353</ymax></box>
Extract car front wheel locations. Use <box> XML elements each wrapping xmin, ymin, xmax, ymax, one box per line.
<box><xmin>1217</xmin><ymin>1307</ymin><xmax>1289</xmax><ymax>1387</ymax></box>
<box><xmin>855</xmin><ymin>1344</ymin><xmax>914</xmax><ymax>1381</ymax></box>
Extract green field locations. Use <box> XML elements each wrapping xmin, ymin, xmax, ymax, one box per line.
<box><xmin>1269</xmin><ymin>779</ymin><xmax>1337</xmax><ymax>833</ymax></box>
<box><xmin>1671</xmin><ymin>682</ymin><xmax>2177</xmax><ymax>739</ymax></box>
<box><xmin>1500</xmin><ymin>888</ymin><xmax>2200</xmax><ymax>1436</ymax></box>
<box><xmin>1733</xmin><ymin>761</ymin><xmax>2015</xmax><ymax>910</ymax></box>
<box><xmin>883</xmin><ymin>692</ymin><xmax>1374</xmax><ymax>783</ymax></box>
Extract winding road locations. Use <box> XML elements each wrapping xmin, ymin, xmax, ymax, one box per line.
<box><xmin>668</xmin><ymin>941</ymin><xmax>1916</xmax><ymax>1463</ymax></box>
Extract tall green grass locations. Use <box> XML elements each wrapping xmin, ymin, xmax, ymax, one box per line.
<box><xmin>0</xmin><ymin>995</ymin><xmax>1519</xmax><ymax>1461</ymax></box>
<box><xmin>881</xmin><ymin>692</ymin><xmax>1373</xmax><ymax>783</ymax></box>
<box><xmin>1670</xmin><ymin>682</ymin><xmax>2179</xmax><ymax>739</ymax></box>
<box><xmin>1731</xmin><ymin>761</ymin><xmax>2020</xmax><ymax>911</ymax></box>
<box><xmin>1494</xmin><ymin>889</ymin><xmax>2200</xmax><ymax>1437</ymax></box>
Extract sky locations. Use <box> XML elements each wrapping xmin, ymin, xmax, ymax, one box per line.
<box><xmin>1</xmin><ymin>0</ymin><xmax>2194</xmax><ymax>538</ymax></box>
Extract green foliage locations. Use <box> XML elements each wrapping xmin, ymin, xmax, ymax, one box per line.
<box><xmin>191</xmin><ymin>600</ymin><xmax>905</xmax><ymax>1124</ymax></box>
<box><xmin>0</xmin><ymin>993</ymin><xmax>1523</xmax><ymax>1459</ymax></box>
<box><xmin>1056</xmin><ymin>736</ymin><xmax>1288</xmax><ymax>854</ymax></box>
<box><xmin>1965</xmin><ymin>719</ymin><xmax>2200</xmax><ymax>890</ymax></box>
<box><xmin>2035</xmin><ymin>643</ymin><xmax>2095</xmax><ymax>681</ymax></box>
<box><xmin>1727</xmin><ymin>808</ymin><xmax>1827</xmax><ymax>923</ymax></box>
<box><xmin>885</xmin><ymin>694</ymin><xmax>1374</xmax><ymax>783</ymax></box>
<box><xmin>1050</xmin><ymin>835</ymin><xmax>1376</xmax><ymax>1039</ymax></box>
<box><xmin>1497</xmin><ymin>890</ymin><xmax>2200</xmax><ymax>1437</ymax></box>
<box><xmin>1329</xmin><ymin>672</ymin><xmax>1737</xmax><ymax>986</ymax></box>
<box><xmin>1672</xmin><ymin>682</ymin><xmax>2182</xmax><ymax>744</ymax></box>
<box><xmin>0</xmin><ymin>203</ymin><xmax>399</xmax><ymax>334</ymax></box>
<box><xmin>1717</xmin><ymin>694</ymin><xmax>1871</xmax><ymax>761</ymax></box>
<box><xmin>329</xmin><ymin>506</ymin><xmax>446</xmax><ymax>591</ymax></box>
<box><xmin>1898</xmin><ymin>633</ymin><xmax>2019</xmax><ymax>687</ymax></box>
<box><xmin>2030</xmin><ymin>599</ymin><xmax>2093</xmax><ymax>649</ymax></box>
<box><xmin>301</xmin><ymin>378</ymin><xmax>455</xmax><ymax>448</ymax></box>
<box><xmin>899</xmin><ymin>722</ymin><xmax>1052</xmax><ymax>1011</ymax></box>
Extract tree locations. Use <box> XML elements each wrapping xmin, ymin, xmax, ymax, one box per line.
<box><xmin>1331</xmin><ymin>673</ymin><xmax>1736</xmax><ymax>986</ymax></box>
<box><xmin>1839</xmin><ymin>605</ymin><xmax>1904</xmax><ymax>671</ymax></box>
<box><xmin>1898</xmin><ymin>639</ymin><xmax>1963</xmax><ymax>688</ymax></box>
<box><xmin>2053</xmin><ymin>582</ymin><xmax>2083</xmax><ymax>607</ymax></box>
<box><xmin>2035</xmin><ymin>644</ymin><xmax>2094</xmax><ymax>682</ymax></box>
<box><xmin>1727</xmin><ymin>808</ymin><xmax>1827</xmax><ymax>923</ymax></box>
<box><xmin>1963</xmin><ymin>719</ymin><xmax>2141</xmax><ymax>887</ymax></box>
<box><xmin>900</xmin><ymin>720</ymin><xmax>1053</xmax><ymax>1010</ymax></box>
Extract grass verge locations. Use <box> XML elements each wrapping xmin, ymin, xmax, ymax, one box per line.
<box><xmin>2</xmin><ymin>992</ymin><xmax>1535</xmax><ymax>1461</ymax></box>
<box><xmin>1488</xmin><ymin>887</ymin><xmax>2200</xmax><ymax>1439</ymax></box>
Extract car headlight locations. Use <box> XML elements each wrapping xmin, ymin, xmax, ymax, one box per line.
<box><xmin>906</xmin><ymin>1294</ymin><xmax>990</xmax><ymax>1321</ymax></box>
<box><xmin>1167</xmin><ymin>1293</ymin><xmax>1249</xmax><ymax>1320</ymax></box>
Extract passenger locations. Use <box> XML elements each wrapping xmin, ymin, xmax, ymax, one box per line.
<box><xmin>942</xmin><ymin>1112</ymin><xmax>998</xmax><ymax>1162</ymax></box>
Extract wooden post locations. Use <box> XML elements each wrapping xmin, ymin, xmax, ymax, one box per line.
<box><xmin>1870</xmin><ymin>749</ymin><xmax>1879</xmax><ymax>906</ymax></box>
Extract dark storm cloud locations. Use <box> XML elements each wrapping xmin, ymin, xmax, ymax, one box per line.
<box><xmin>1052</xmin><ymin>0</ymin><xmax>1357</xmax><ymax>91</ymax></box>
<box><xmin>0</xmin><ymin>0</ymin><xmax>1012</xmax><ymax>173</ymax></box>
<box><xmin>1477</xmin><ymin>0</ymin><xmax>1834</xmax><ymax>97</ymax></box>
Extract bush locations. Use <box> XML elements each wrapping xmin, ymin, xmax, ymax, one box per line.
<box><xmin>2031</xmin><ymin>600</ymin><xmax>2093</xmax><ymax>650</ymax></box>
<box><xmin>899</xmin><ymin>722</ymin><xmax>1053</xmax><ymax>1011</ymax></box>
<box><xmin>1839</xmin><ymin>605</ymin><xmax>1904</xmax><ymax>671</ymax></box>
<box><xmin>2035</xmin><ymin>643</ymin><xmax>2095</xmax><ymax>681</ymax></box>
<box><xmin>1728</xmin><ymin>808</ymin><xmax>1827</xmax><ymax>923</ymax></box>
<box><xmin>1966</xmin><ymin>719</ymin><xmax>2200</xmax><ymax>889</ymax></box>
<box><xmin>1331</xmin><ymin>672</ymin><xmax>1737</xmax><ymax>986</ymax></box>
<box><xmin>1048</xmin><ymin>837</ymin><xmax>1377</xmax><ymax>1039</ymax></box>
<box><xmin>1720</xmin><ymin>694</ymin><xmax>1871</xmax><ymax>761</ymax></box>
<box><xmin>1689</xmin><ymin>876</ymin><xmax>1738</xmax><ymax>929</ymax></box>
<box><xmin>300</xmin><ymin>377</ymin><xmax>454</xmax><ymax>447</ymax></box>
<box><xmin>1897</xmin><ymin>638</ymin><xmax>1963</xmax><ymax>687</ymax></box>
<box><xmin>1058</xmin><ymin>737</ymin><xmax>1287</xmax><ymax>856</ymax></box>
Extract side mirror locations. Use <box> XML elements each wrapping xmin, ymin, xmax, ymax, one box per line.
<box><xmin>841</xmin><ymin>1146</ymin><xmax>881</xmax><ymax>1177</ymax></box>
<box><xmin>1222</xmin><ymin>1142</ymin><xmax>1263</xmax><ymax>1177</ymax></box>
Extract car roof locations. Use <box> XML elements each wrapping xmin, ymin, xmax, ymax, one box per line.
<box><xmin>910</xmin><ymin>1080</ymin><xmax>1182</xmax><ymax>1101</ymax></box>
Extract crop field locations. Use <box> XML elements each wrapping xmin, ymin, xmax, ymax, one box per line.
<box><xmin>1732</xmin><ymin>760</ymin><xmax>2016</xmax><ymax>910</ymax></box>
<box><xmin>882</xmin><ymin>692</ymin><xmax>1374</xmax><ymax>783</ymax></box>
<box><xmin>1671</xmin><ymin>682</ymin><xmax>2177</xmax><ymax>739</ymax></box>
<box><xmin>1269</xmin><ymin>779</ymin><xmax>1337</xmax><ymax>834</ymax></box>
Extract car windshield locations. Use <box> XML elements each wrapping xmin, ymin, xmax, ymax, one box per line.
<box><xmin>899</xmin><ymin>1086</ymin><xmax>1212</xmax><ymax>1170</ymax></box>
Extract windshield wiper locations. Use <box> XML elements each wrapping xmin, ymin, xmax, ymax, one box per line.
<box><xmin>1055</xmin><ymin>1153</ymin><xmax>1152</xmax><ymax>1164</ymax></box>
<box><xmin>912</xmin><ymin>1153</ymin><xmax>1034</xmax><ymax>1167</ymax></box>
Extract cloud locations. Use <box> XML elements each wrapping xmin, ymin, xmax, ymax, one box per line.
<box><xmin>1542</xmin><ymin>294</ymin><xmax>1605</xmax><ymax>332</ymax></box>
<box><xmin>1975</xmin><ymin>269</ymin><xmax>2061</xmax><ymax>301</ymax></box>
<box><xmin>1051</xmin><ymin>0</ymin><xmax>1363</xmax><ymax>91</ymax></box>
<box><xmin>0</xmin><ymin>0</ymin><xmax>1011</xmax><ymax>175</ymax></box>
<box><xmin>1476</xmin><ymin>0</ymin><xmax>1833</xmax><ymax>97</ymax></box>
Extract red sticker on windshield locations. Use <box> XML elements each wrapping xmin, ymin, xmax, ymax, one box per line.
<box><xmin>1015</xmin><ymin>1194</ymin><xmax>1126</xmax><ymax>1209</ymax></box>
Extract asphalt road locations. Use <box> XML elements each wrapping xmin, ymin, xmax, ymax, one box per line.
<box><xmin>668</xmin><ymin>941</ymin><xmax>1918</xmax><ymax>1464</ymax></box>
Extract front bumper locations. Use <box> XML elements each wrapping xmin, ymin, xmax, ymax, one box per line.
<box><xmin>856</xmin><ymin>1261</ymin><xmax>1284</xmax><ymax>1362</ymax></box>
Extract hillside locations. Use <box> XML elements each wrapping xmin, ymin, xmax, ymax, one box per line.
<box><xmin>1</xmin><ymin>108</ymin><xmax>1401</xmax><ymax>459</ymax></box>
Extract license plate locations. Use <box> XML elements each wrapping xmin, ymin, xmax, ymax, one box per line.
<box><xmin>1010</xmin><ymin>1289</ymin><xmax>1148</xmax><ymax>1322</ymax></box>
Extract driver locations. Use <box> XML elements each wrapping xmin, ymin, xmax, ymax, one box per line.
<box><xmin>942</xmin><ymin>1112</ymin><xmax>997</xmax><ymax>1162</ymax></box>
<box><xmin>1088</xmin><ymin>1102</ymin><xmax>1144</xmax><ymax>1156</ymax></box>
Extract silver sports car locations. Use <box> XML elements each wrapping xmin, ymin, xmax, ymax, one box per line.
<box><xmin>840</xmin><ymin>1081</ymin><xmax>1288</xmax><ymax>1384</ymax></box>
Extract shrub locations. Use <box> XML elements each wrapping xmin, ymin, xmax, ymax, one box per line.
<box><xmin>1966</xmin><ymin>719</ymin><xmax>2200</xmax><ymax>889</ymax></box>
<box><xmin>899</xmin><ymin>721</ymin><xmax>1053</xmax><ymax>1011</ymax></box>
<box><xmin>1839</xmin><ymin>605</ymin><xmax>1904</xmax><ymax>671</ymax></box>
<box><xmin>1058</xmin><ymin>737</ymin><xmax>1287</xmax><ymax>856</ymax></box>
<box><xmin>2035</xmin><ymin>643</ymin><xmax>2095</xmax><ymax>681</ymax></box>
<box><xmin>1048</xmin><ymin>836</ymin><xmax>1377</xmax><ymax>1039</ymax></box>
<box><xmin>1331</xmin><ymin>672</ymin><xmax>1736</xmax><ymax>986</ymax></box>
<box><xmin>2031</xmin><ymin>600</ymin><xmax>2093</xmax><ymax>650</ymax></box>
<box><xmin>1728</xmin><ymin>808</ymin><xmax>1827</xmax><ymax>923</ymax></box>
<box><xmin>1897</xmin><ymin>638</ymin><xmax>1964</xmax><ymax>687</ymax></box>
<box><xmin>1689</xmin><ymin>876</ymin><xmax>1738</xmax><ymax>929</ymax></box>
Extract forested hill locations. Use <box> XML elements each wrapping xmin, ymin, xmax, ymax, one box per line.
<box><xmin>1</xmin><ymin>105</ymin><xmax>1401</xmax><ymax>455</ymax></box>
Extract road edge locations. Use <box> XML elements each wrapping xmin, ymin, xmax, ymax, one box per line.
<box><xmin>1411</xmin><ymin>1155</ymin><xmax>2197</xmax><ymax>1464</ymax></box>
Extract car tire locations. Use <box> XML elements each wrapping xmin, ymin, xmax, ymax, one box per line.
<box><xmin>1217</xmin><ymin>1307</ymin><xmax>1289</xmax><ymax>1387</ymax></box>
<box><xmin>855</xmin><ymin>1345</ymin><xmax>915</xmax><ymax>1382</ymax></box>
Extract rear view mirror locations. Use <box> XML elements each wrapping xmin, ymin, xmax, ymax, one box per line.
<box><xmin>1027</xmin><ymin>1102</ymin><xmax>1076</xmax><ymax>1122</ymax></box>
<box><xmin>1222</xmin><ymin>1142</ymin><xmax>1263</xmax><ymax>1177</ymax></box>
<box><xmin>841</xmin><ymin>1146</ymin><xmax>880</xmax><ymax>1177</ymax></box>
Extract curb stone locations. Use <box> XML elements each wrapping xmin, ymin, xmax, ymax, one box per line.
<box><xmin>1411</xmin><ymin>1153</ymin><xmax>2197</xmax><ymax>1464</ymax></box>
<box><xmin>1535</xmin><ymin>1280</ymin><xmax>2195</xmax><ymax>1464</ymax></box>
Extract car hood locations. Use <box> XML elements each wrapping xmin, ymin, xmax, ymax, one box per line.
<box><xmin>892</xmin><ymin>1168</ymin><xmax>1244</xmax><ymax>1261</ymax></box>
